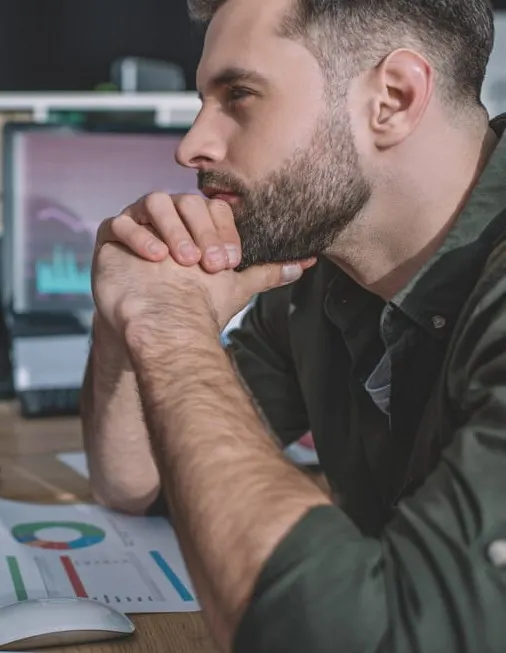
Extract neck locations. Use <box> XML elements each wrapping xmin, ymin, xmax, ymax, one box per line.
<box><xmin>326</xmin><ymin>119</ymin><xmax>499</xmax><ymax>301</ymax></box>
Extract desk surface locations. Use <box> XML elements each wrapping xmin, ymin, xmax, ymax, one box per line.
<box><xmin>0</xmin><ymin>401</ymin><xmax>218</xmax><ymax>653</ymax></box>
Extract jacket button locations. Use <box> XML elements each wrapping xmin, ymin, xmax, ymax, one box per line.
<box><xmin>488</xmin><ymin>540</ymin><xmax>506</xmax><ymax>567</ymax></box>
<box><xmin>432</xmin><ymin>315</ymin><xmax>446</xmax><ymax>330</ymax></box>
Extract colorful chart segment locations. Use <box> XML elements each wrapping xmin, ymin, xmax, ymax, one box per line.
<box><xmin>150</xmin><ymin>551</ymin><xmax>193</xmax><ymax>602</ymax></box>
<box><xmin>61</xmin><ymin>556</ymin><xmax>88</xmax><ymax>598</ymax></box>
<box><xmin>7</xmin><ymin>556</ymin><xmax>28</xmax><ymax>601</ymax></box>
<box><xmin>12</xmin><ymin>522</ymin><xmax>106</xmax><ymax>550</ymax></box>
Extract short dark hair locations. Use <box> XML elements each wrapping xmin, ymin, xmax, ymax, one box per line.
<box><xmin>187</xmin><ymin>0</ymin><xmax>495</xmax><ymax>108</ymax></box>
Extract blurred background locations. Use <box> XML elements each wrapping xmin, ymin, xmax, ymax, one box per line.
<box><xmin>0</xmin><ymin>0</ymin><xmax>503</xmax><ymax>426</ymax></box>
<box><xmin>0</xmin><ymin>0</ymin><xmax>503</xmax><ymax>94</ymax></box>
<box><xmin>0</xmin><ymin>0</ymin><xmax>201</xmax><ymax>92</ymax></box>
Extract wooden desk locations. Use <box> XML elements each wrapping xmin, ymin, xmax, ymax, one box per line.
<box><xmin>0</xmin><ymin>401</ymin><xmax>218</xmax><ymax>653</ymax></box>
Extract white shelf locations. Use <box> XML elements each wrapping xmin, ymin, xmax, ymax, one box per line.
<box><xmin>0</xmin><ymin>92</ymin><xmax>201</xmax><ymax>125</ymax></box>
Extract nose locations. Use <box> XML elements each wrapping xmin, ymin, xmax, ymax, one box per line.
<box><xmin>176</xmin><ymin>110</ymin><xmax>227</xmax><ymax>169</ymax></box>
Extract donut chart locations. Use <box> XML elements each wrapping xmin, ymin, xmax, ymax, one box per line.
<box><xmin>11</xmin><ymin>521</ymin><xmax>106</xmax><ymax>550</ymax></box>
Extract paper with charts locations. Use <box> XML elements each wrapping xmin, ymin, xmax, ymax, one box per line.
<box><xmin>0</xmin><ymin>499</ymin><xmax>199</xmax><ymax>614</ymax></box>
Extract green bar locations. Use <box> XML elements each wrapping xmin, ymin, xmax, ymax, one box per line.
<box><xmin>7</xmin><ymin>556</ymin><xmax>28</xmax><ymax>601</ymax></box>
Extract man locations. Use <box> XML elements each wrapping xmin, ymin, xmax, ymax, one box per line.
<box><xmin>81</xmin><ymin>0</ymin><xmax>506</xmax><ymax>650</ymax></box>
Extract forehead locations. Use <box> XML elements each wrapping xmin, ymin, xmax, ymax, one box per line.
<box><xmin>197</xmin><ymin>0</ymin><xmax>306</xmax><ymax>89</ymax></box>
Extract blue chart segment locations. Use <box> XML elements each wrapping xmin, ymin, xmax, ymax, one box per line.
<box><xmin>35</xmin><ymin>246</ymin><xmax>91</xmax><ymax>295</ymax></box>
<box><xmin>150</xmin><ymin>551</ymin><xmax>193</xmax><ymax>602</ymax></box>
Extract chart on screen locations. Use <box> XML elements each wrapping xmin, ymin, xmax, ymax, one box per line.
<box><xmin>0</xmin><ymin>500</ymin><xmax>199</xmax><ymax>614</ymax></box>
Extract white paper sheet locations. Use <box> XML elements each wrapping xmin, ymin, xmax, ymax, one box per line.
<box><xmin>285</xmin><ymin>442</ymin><xmax>319</xmax><ymax>466</ymax></box>
<box><xmin>0</xmin><ymin>499</ymin><xmax>199</xmax><ymax>614</ymax></box>
<box><xmin>57</xmin><ymin>452</ymin><xmax>89</xmax><ymax>479</ymax></box>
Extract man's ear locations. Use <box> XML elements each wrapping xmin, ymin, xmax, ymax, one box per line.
<box><xmin>367</xmin><ymin>48</ymin><xmax>434</xmax><ymax>149</ymax></box>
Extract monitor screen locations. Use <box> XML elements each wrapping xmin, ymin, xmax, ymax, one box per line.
<box><xmin>3</xmin><ymin>123</ymin><xmax>198</xmax><ymax>314</ymax></box>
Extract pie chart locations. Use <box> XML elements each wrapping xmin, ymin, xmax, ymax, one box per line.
<box><xmin>11</xmin><ymin>521</ymin><xmax>106</xmax><ymax>550</ymax></box>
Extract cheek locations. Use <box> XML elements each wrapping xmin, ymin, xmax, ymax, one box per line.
<box><xmin>228</xmin><ymin>96</ymin><xmax>324</xmax><ymax>181</ymax></box>
<box><xmin>345</xmin><ymin>80</ymin><xmax>373</xmax><ymax>160</ymax></box>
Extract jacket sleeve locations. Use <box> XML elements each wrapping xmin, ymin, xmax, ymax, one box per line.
<box><xmin>234</xmin><ymin>263</ymin><xmax>506</xmax><ymax>653</ymax></box>
<box><xmin>227</xmin><ymin>286</ymin><xmax>310</xmax><ymax>448</ymax></box>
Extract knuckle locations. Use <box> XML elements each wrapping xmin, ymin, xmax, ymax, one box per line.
<box><xmin>143</xmin><ymin>191</ymin><xmax>171</xmax><ymax>215</ymax></box>
<box><xmin>95</xmin><ymin>217</ymin><xmax>115</xmax><ymax>248</ymax></box>
<box><xmin>120</xmin><ymin>193</ymin><xmax>148</xmax><ymax>219</ymax></box>
<box><xmin>109</xmin><ymin>213</ymin><xmax>130</xmax><ymax>237</ymax></box>
<box><xmin>97</xmin><ymin>216</ymin><xmax>113</xmax><ymax>236</ymax></box>
<box><xmin>100</xmin><ymin>241</ymin><xmax>114</xmax><ymax>255</ymax></box>
<box><xmin>176</xmin><ymin>193</ymin><xmax>205</xmax><ymax>214</ymax></box>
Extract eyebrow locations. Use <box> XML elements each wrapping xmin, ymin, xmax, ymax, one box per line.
<box><xmin>197</xmin><ymin>67</ymin><xmax>270</xmax><ymax>100</ymax></box>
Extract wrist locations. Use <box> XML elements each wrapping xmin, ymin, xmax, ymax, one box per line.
<box><xmin>124</xmin><ymin>308</ymin><xmax>220</xmax><ymax>361</ymax></box>
<box><xmin>92</xmin><ymin>312</ymin><xmax>128</xmax><ymax>365</ymax></box>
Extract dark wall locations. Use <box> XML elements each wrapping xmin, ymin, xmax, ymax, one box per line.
<box><xmin>0</xmin><ymin>0</ymin><xmax>503</xmax><ymax>92</ymax></box>
<box><xmin>0</xmin><ymin>0</ymin><xmax>204</xmax><ymax>91</ymax></box>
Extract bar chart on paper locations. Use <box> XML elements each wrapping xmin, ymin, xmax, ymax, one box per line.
<box><xmin>33</xmin><ymin>551</ymin><xmax>194</xmax><ymax>607</ymax></box>
<box><xmin>0</xmin><ymin>500</ymin><xmax>199</xmax><ymax>614</ymax></box>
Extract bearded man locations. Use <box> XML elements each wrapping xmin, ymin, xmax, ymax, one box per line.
<box><xmin>82</xmin><ymin>0</ymin><xmax>506</xmax><ymax>651</ymax></box>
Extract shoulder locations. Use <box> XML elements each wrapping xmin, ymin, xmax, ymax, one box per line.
<box><xmin>464</xmin><ymin>209</ymin><xmax>506</xmax><ymax>314</ymax></box>
<box><xmin>445</xmin><ymin>209</ymin><xmax>506</xmax><ymax>398</ymax></box>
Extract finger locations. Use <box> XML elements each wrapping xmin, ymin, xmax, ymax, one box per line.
<box><xmin>138</xmin><ymin>193</ymin><xmax>201</xmax><ymax>266</ymax></box>
<box><xmin>236</xmin><ymin>258</ymin><xmax>317</xmax><ymax>299</ymax></box>
<box><xmin>108</xmin><ymin>213</ymin><xmax>169</xmax><ymax>261</ymax></box>
<box><xmin>300</xmin><ymin>257</ymin><xmax>318</xmax><ymax>270</ymax></box>
<box><xmin>236</xmin><ymin>262</ymin><xmax>305</xmax><ymax>301</ymax></box>
<box><xmin>173</xmin><ymin>195</ymin><xmax>229</xmax><ymax>272</ymax></box>
<box><xmin>95</xmin><ymin>217</ymin><xmax>112</xmax><ymax>251</ymax></box>
<box><xmin>96</xmin><ymin>214</ymin><xmax>168</xmax><ymax>261</ymax></box>
<box><xmin>207</xmin><ymin>199</ymin><xmax>242</xmax><ymax>269</ymax></box>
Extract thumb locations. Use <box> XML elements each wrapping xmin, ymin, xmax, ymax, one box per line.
<box><xmin>237</xmin><ymin>260</ymin><xmax>314</xmax><ymax>298</ymax></box>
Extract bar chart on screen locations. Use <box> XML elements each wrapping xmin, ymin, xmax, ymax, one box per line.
<box><xmin>35</xmin><ymin>246</ymin><xmax>91</xmax><ymax>295</ymax></box>
<box><xmin>0</xmin><ymin>500</ymin><xmax>199</xmax><ymax>614</ymax></box>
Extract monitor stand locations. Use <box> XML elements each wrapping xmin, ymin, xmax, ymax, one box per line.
<box><xmin>9</xmin><ymin>313</ymin><xmax>89</xmax><ymax>418</ymax></box>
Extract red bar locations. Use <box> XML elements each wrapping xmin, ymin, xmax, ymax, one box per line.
<box><xmin>61</xmin><ymin>556</ymin><xmax>88</xmax><ymax>598</ymax></box>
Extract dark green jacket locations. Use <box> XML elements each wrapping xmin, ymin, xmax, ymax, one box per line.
<box><xmin>230</xmin><ymin>115</ymin><xmax>506</xmax><ymax>653</ymax></box>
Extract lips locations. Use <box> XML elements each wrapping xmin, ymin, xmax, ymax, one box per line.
<box><xmin>201</xmin><ymin>187</ymin><xmax>241</xmax><ymax>205</ymax></box>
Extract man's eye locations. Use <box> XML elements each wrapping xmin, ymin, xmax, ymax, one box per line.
<box><xmin>227</xmin><ymin>86</ymin><xmax>253</xmax><ymax>104</ymax></box>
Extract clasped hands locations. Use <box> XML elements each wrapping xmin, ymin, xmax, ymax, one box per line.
<box><xmin>91</xmin><ymin>192</ymin><xmax>315</xmax><ymax>345</ymax></box>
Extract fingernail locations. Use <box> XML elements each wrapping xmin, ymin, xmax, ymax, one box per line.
<box><xmin>206</xmin><ymin>246</ymin><xmax>226</xmax><ymax>265</ymax></box>
<box><xmin>225</xmin><ymin>244</ymin><xmax>240</xmax><ymax>266</ymax></box>
<box><xmin>147</xmin><ymin>240</ymin><xmax>164</xmax><ymax>255</ymax></box>
<box><xmin>281</xmin><ymin>264</ymin><xmax>303</xmax><ymax>284</ymax></box>
<box><xmin>178</xmin><ymin>241</ymin><xmax>199</xmax><ymax>260</ymax></box>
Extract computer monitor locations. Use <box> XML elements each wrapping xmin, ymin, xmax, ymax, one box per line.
<box><xmin>2</xmin><ymin>122</ymin><xmax>198</xmax><ymax>315</ymax></box>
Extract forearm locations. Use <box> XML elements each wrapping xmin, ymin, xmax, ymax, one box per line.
<box><xmin>127</xmin><ymin>320</ymin><xmax>331</xmax><ymax>650</ymax></box>
<box><xmin>81</xmin><ymin>315</ymin><xmax>160</xmax><ymax>514</ymax></box>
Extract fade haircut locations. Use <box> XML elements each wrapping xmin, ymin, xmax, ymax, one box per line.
<box><xmin>187</xmin><ymin>0</ymin><xmax>495</xmax><ymax>109</ymax></box>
